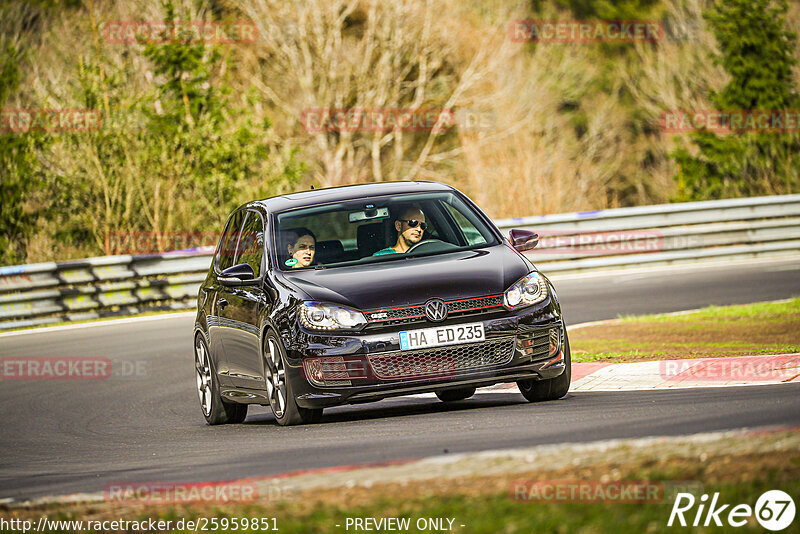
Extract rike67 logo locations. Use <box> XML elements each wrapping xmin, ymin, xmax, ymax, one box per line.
<box><xmin>669</xmin><ymin>490</ymin><xmax>795</xmax><ymax>531</ymax></box>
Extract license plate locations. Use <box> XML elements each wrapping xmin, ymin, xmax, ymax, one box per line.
<box><xmin>399</xmin><ymin>322</ymin><xmax>485</xmax><ymax>351</ymax></box>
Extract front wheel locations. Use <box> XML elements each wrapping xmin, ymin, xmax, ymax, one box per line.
<box><xmin>517</xmin><ymin>330</ymin><xmax>571</xmax><ymax>402</ymax></box>
<box><xmin>195</xmin><ymin>335</ymin><xmax>247</xmax><ymax>425</ymax></box>
<box><xmin>263</xmin><ymin>331</ymin><xmax>322</xmax><ymax>426</ymax></box>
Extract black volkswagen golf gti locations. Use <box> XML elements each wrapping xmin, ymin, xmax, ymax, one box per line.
<box><xmin>194</xmin><ymin>181</ymin><xmax>570</xmax><ymax>425</ymax></box>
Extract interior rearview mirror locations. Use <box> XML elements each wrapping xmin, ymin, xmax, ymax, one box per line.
<box><xmin>349</xmin><ymin>207</ymin><xmax>389</xmax><ymax>223</ymax></box>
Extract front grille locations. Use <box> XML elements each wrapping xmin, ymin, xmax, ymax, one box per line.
<box><xmin>367</xmin><ymin>336</ymin><xmax>515</xmax><ymax>380</ymax></box>
<box><xmin>446</xmin><ymin>295</ymin><xmax>503</xmax><ymax>312</ymax></box>
<box><xmin>364</xmin><ymin>294</ymin><xmax>504</xmax><ymax>326</ymax></box>
<box><xmin>366</xmin><ymin>306</ymin><xmax>426</xmax><ymax>322</ymax></box>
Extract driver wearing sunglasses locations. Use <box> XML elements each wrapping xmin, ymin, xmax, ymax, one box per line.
<box><xmin>373</xmin><ymin>206</ymin><xmax>427</xmax><ymax>255</ymax></box>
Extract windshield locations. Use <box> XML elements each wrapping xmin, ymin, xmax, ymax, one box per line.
<box><xmin>274</xmin><ymin>192</ymin><xmax>498</xmax><ymax>270</ymax></box>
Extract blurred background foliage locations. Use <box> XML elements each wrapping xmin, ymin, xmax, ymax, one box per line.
<box><xmin>0</xmin><ymin>0</ymin><xmax>798</xmax><ymax>264</ymax></box>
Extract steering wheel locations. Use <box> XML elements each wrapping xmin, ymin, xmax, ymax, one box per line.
<box><xmin>406</xmin><ymin>239</ymin><xmax>458</xmax><ymax>254</ymax></box>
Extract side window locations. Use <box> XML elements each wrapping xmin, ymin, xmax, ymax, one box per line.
<box><xmin>216</xmin><ymin>210</ymin><xmax>246</xmax><ymax>272</ymax></box>
<box><xmin>444</xmin><ymin>203</ymin><xmax>488</xmax><ymax>246</ymax></box>
<box><xmin>236</xmin><ymin>211</ymin><xmax>264</xmax><ymax>276</ymax></box>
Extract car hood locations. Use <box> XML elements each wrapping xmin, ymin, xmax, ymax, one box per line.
<box><xmin>277</xmin><ymin>245</ymin><xmax>532</xmax><ymax>310</ymax></box>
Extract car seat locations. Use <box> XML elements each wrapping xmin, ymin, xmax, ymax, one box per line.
<box><xmin>315</xmin><ymin>239</ymin><xmax>344</xmax><ymax>264</ymax></box>
<box><xmin>357</xmin><ymin>221</ymin><xmax>392</xmax><ymax>257</ymax></box>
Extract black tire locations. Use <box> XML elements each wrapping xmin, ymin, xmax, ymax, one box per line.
<box><xmin>435</xmin><ymin>387</ymin><xmax>476</xmax><ymax>402</ymax></box>
<box><xmin>263</xmin><ymin>330</ymin><xmax>322</xmax><ymax>426</ymax></box>
<box><xmin>517</xmin><ymin>329</ymin><xmax>571</xmax><ymax>402</ymax></box>
<box><xmin>195</xmin><ymin>335</ymin><xmax>248</xmax><ymax>425</ymax></box>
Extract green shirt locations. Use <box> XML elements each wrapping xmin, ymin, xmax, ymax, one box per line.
<box><xmin>372</xmin><ymin>247</ymin><xmax>398</xmax><ymax>256</ymax></box>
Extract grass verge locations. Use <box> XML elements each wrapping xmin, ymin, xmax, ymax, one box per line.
<box><xmin>570</xmin><ymin>297</ymin><xmax>800</xmax><ymax>363</ymax></box>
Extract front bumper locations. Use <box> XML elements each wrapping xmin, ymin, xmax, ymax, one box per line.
<box><xmin>284</xmin><ymin>300</ymin><xmax>566</xmax><ymax>409</ymax></box>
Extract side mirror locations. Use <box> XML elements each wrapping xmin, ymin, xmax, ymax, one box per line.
<box><xmin>219</xmin><ymin>263</ymin><xmax>257</xmax><ymax>286</ymax></box>
<box><xmin>509</xmin><ymin>229</ymin><xmax>539</xmax><ymax>252</ymax></box>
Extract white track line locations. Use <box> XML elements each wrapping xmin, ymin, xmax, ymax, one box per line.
<box><xmin>0</xmin><ymin>312</ymin><xmax>196</xmax><ymax>338</ymax></box>
<box><xmin>547</xmin><ymin>254</ymin><xmax>800</xmax><ymax>281</ymax></box>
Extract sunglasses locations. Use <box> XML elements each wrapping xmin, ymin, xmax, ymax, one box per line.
<box><xmin>398</xmin><ymin>219</ymin><xmax>428</xmax><ymax>231</ymax></box>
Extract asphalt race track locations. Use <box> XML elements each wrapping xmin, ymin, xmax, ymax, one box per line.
<box><xmin>1</xmin><ymin>257</ymin><xmax>799</xmax><ymax>501</ymax></box>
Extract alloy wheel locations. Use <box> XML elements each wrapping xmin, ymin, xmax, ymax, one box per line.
<box><xmin>264</xmin><ymin>339</ymin><xmax>287</xmax><ymax>419</ymax></box>
<box><xmin>195</xmin><ymin>337</ymin><xmax>213</xmax><ymax>416</ymax></box>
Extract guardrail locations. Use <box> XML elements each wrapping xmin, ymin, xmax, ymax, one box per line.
<box><xmin>1</xmin><ymin>194</ymin><xmax>799</xmax><ymax>331</ymax></box>
<box><xmin>496</xmin><ymin>194</ymin><xmax>800</xmax><ymax>272</ymax></box>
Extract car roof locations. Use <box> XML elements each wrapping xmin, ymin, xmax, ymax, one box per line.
<box><xmin>250</xmin><ymin>181</ymin><xmax>456</xmax><ymax>213</ymax></box>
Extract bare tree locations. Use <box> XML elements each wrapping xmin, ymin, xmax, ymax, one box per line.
<box><xmin>239</xmin><ymin>0</ymin><xmax>514</xmax><ymax>187</ymax></box>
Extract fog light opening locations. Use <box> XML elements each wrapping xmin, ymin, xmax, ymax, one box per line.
<box><xmin>303</xmin><ymin>356</ymin><xmax>369</xmax><ymax>386</ymax></box>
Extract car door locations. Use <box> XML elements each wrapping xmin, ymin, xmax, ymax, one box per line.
<box><xmin>217</xmin><ymin>209</ymin><xmax>271</xmax><ymax>390</ymax></box>
<box><xmin>208</xmin><ymin>209</ymin><xmax>247</xmax><ymax>385</ymax></box>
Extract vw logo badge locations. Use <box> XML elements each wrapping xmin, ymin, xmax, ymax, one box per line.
<box><xmin>425</xmin><ymin>298</ymin><xmax>448</xmax><ymax>322</ymax></box>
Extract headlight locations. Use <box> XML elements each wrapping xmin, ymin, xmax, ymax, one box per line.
<box><xmin>503</xmin><ymin>272</ymin><xmax>548</xmax><ymax>310</ymax></box>
<box><xmin>298</xmin><ymin>301</ymin><xmax>367</xmax><ymax>331</ymax></box>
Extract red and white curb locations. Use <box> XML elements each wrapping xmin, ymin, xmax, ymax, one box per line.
<box><xmin>480</xmin><ymin>353</ymin><xmax>800</xmax><ymax>393</ymax></box>
<box><xmin>570</xmin><ymin>353</ymin><xmax>800</xmax><ymax>391</ymax></box>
